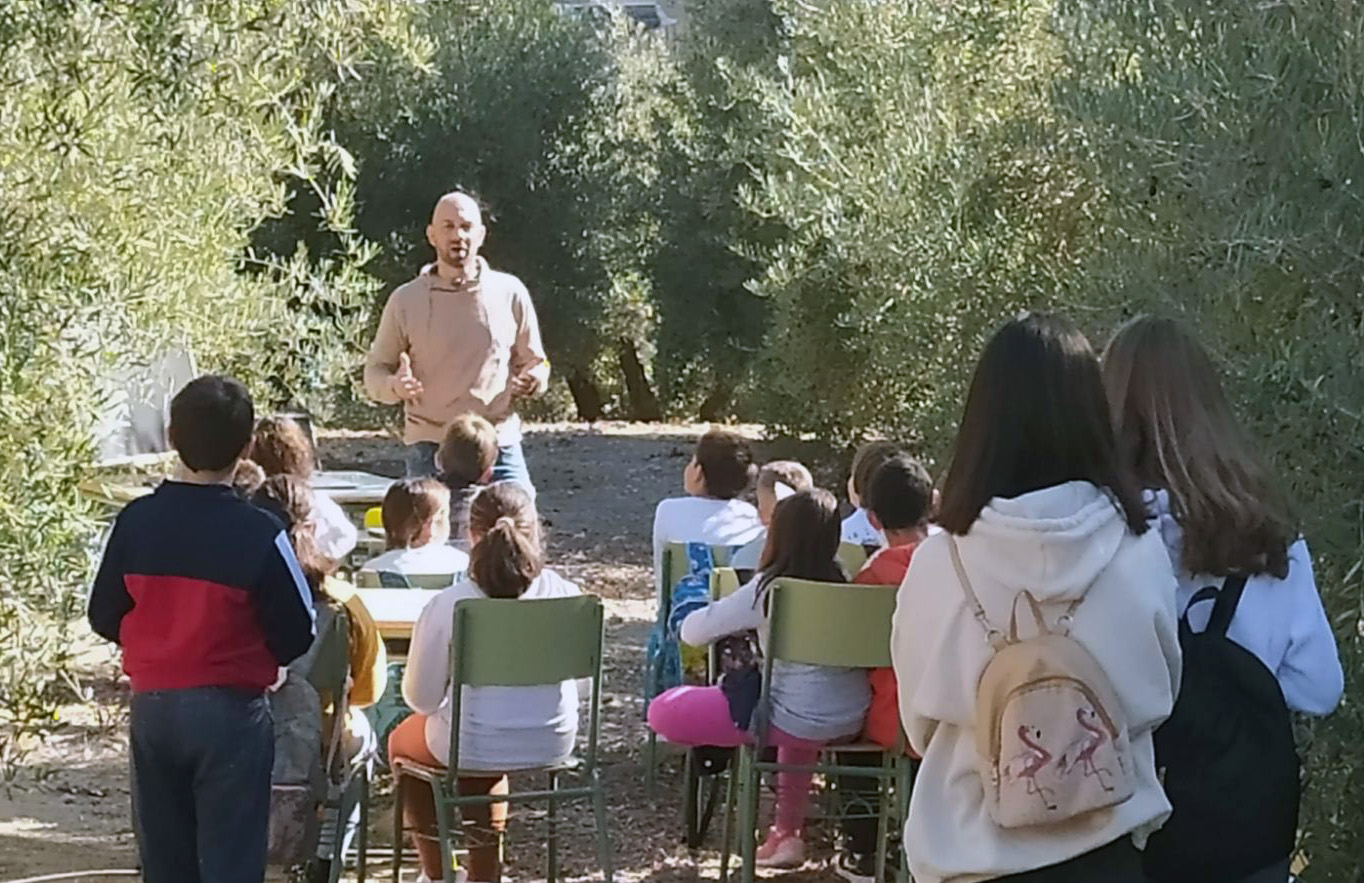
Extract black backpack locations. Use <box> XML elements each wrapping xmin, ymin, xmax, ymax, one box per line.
<box><xmin>1144</xmin><ymin>576</ymin><xmax>1300</xmax><ymax>882</ymax></box>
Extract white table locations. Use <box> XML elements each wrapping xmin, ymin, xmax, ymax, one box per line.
<box><xmin>355</xmin><ymin>588</ymin><xmax>440</xmax><ymax>642</ymax></box>
<box><xmin>79</xmin><ymin>469</ymin><xmax>394</xmax><ymax>510</ymax></box>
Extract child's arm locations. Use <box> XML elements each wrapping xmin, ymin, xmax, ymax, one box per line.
<box><xmin>679</xmin><ymin>579</ymin><xmax>764</xmax><ymax>646</ymax></box>
<box><xmin>88</xmin><ymin>521</ymin><xmax>132</xmax><ymax>644</ymax></box>
<box><xmin>251</xmin><ymin>532</ymin><xmax>316</xmax><ymax>666</ymax></box>
<box><xmin>1278</xmin><ymin>543</ymin><xmax>1345</xmax><ymax>715</ymax></box>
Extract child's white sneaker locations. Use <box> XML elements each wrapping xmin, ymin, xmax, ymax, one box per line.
<box><xmin>755</xmin><ymin>827</ymin><xmax>806</xmax><ymax>868</ymax></box>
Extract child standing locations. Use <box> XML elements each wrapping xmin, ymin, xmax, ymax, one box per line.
<box><xmin>891</xmin><ymin>315</ymin><xmax>1181</xmax><ymax>883</ymax></box>
<box><xmin>362</xmin><ymin>478</ymin><xmax>470</xmax><ymax>580</ymax></box>
<box><xmin>731</xmin><ymin>460</ymin><xmax>814</xmax><ymax>571</ymax></box>
<box><xmin>651</xmin><ymin>428</ymin><xmax>763</xmax><ymax>575</ymax></box>
<box><xmin>88</xmin><ymin>375</ymin><xmax>315</xmax><ymax>883</ymax></box>
<box><xmin>436</xmin><ymin>413</ymin><xmax>499</xmax><ymax>549</ymax></box>
<box><xmin>649</xmin><ymin>488</ymin><xmax>871</xmax><ymax>868</ymax></box>
<box><xmin>1103</xmin><ymin>316</ymin><xmax>1343</xmax><ymax>883</ymax></box>
<box><xmin>841</xmin><ymin>440</ymin><xmax>901</xmax><ymax>547</ymax></box>
<box><xmin>251</xmin><ymin>415</ymin><xmax>358</xmax><ymax>563</ymax></box>
<box><xmin>835</xmin><ymin>452</ymin><xmax>934</xmax><ymax>880</ymax></box>
<box><xmin>389</xmin><ymin>482</ymin><xmax>583</xmax><ymax>883</ymax></box>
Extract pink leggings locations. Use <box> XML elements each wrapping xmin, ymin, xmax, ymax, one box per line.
<box><xmin>647</xmin><ymin>685</ymin><xmax>824</xmax><ymax>834</ymax></box>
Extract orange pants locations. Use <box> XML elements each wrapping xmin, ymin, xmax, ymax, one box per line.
<box><xmin>388</xmin><ymin>714</ymin><xmax>509</xmax><ymax>882</ymax></box>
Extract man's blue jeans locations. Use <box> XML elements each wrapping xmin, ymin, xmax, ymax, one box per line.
<box><xmin>405</xmin><ymin>439</ymin><xmax>536</xmax><ymax>500</ymax></box>
<box><xmin>130</xmin><ymin>686</ymin><xmax>273</xmax><ymax>883</ymax></box>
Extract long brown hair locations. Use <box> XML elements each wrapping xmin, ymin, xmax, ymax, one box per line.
<box><xmin>1102</xmin><ymin>316</ymin><xmax>1297</xmax><ymax>578</ymax></box>
<box><xmin>938</xmin><ymin>313</ymin><xmax>1148</xmax><ymax>536</ymax></box>
<box><xmin>251</xmin><ymin>474</ymin><xmax>333</xmax><ymax>597</ymax></box>
<box><xmin>251</xmin><ymin>416</ymin><xmax>316</xmax><ymax>479</ymax></box>
<box><xmin>381</xmin><ymin>478</ymin><xmax>451</xmax><ymax>550</ymax></box>
<box><xmin>756</xmin><ymin>488</ymin><xmax>845</xmax><ymax>599</ymax></box>
<box><xmin>467</xmin><ymin>481</ymin><xmax>543</xmax><ymax>599</ymax></box>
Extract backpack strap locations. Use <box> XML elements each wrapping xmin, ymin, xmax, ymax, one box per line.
<box><xmin>1206</xmin><ymin>575</ymin><xmax>1249</xmax><ymax>637</ymax></box>
<box><xmin>949</xmin><ymin>537</ymin><xmax>1006</xmax><ymax>648</ymax></box>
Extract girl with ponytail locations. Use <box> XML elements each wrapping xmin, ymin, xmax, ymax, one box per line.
<box><xmin>388</xmin><ymin>481</ymin><xmax>582</xmax><ymax>883</ymax></box>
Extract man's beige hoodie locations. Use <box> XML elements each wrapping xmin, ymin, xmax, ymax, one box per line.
<box><xmin>892</xmin><ymin>481</ymin><xmax>1181</xmax><ymax>883</ymax></box>
<box><xmin>364</xmin><ymin>260</ymin><xmax>549</xmax><ymax>445</ymax></box>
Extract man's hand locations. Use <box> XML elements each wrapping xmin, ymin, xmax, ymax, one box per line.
<box><xmin>509</xmin><ymin>369</ymin><xmax>539</xmax><ymax>398</ymax></box>
<box><xmin>391</xmin><ymin>352</ymin><xmax>424</xmax><ymax>402</ymax></box>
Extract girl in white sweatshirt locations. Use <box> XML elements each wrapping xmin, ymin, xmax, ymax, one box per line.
<box><xmin>891</xmin><ymin>314</ymin><xmax>1182</xmax><ymax>883</ymax></box>
<box><xmin>389</xmin><ymin>481</ymin><xmax>580</xmax><ymax>883</ymax></box>
<box><xmin>1103</xmin><ymin>316</ymin><xmax>1343</xmax><ymax>882</ymax></box>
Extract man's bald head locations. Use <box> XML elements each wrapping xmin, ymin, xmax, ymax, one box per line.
<box><xmin>427</xmin><ymin>191</ymin><xmax>486</xmax><ymax>279</ymax></box>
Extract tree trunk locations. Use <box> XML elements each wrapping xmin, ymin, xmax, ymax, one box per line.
<box><xmin>698</xmin><ymin>378</ymin><xmax>734</xmax><ymax>423</ymax></box>
<box><xmin>565</xmin><ymin>368</ymin><xmax>604</xmax><ymax>423</ymax></box>
<box><xmin>617</xmin><ymin>338</ymin><xmax>661</xmax><ymax>422</ymax></box>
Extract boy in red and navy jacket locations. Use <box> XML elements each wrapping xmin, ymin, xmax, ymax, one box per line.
<box><xmin>89</xmin><ymin>375</ymin><xmax>314</xmax><ymax>883</ymax></box>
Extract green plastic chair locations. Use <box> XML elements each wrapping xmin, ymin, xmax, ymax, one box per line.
<box><xmin>645</xmin><ymin>542</ymin><xmax>734</xmax><ymax>793</ymax></box>
<box><xmin>306</xmin><ymin>606</ymin><xmax>371</xmax><ymax>883</ymax></box>
<box><xmin>355</xmin><ymin>569</ymin><xmax>457</xmax><ymax>590</ymax></box>
<box><xmin>727</xmin><ymin>579</ymin><xmax>912</xmax><ymax>883</ymax></box>
<box><xmin>390</xmin><ymin>595</ymin><xmax>612</xmax><ymax>883</ymax></box>
<box><xmin>837</xmin><ymin>540</ymin><xmax>872</xmax><ymax>577</ymax></box>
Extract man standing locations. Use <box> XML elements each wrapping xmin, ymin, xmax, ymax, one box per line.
<box><xmin>365</xmin><ymin>191</ymin><xmax>549</xmax><ymax>495</ymax></box>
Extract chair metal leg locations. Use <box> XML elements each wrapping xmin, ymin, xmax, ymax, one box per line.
<box><xmin>645</xmin><ymin>731</ymin><xmax>658</xmax><ymax>796</ymax></box>
<box><xmin>546</xmin><ymin>770</ymin><xmax>560</xmax><ymax>883</ymax></box>
<box><xmin>391</xmin><ymin>773</ymin><xmax>404</xmax><ymax>883</ymax></box>
<box><xmin>874</xmin><ymin>757</ymin><xmax>893</xmax><ymax>883</ymax></box>
<box><xmin>682</xmin><ymin>750</ymin><xmax>698</xmax><ymax>847</ymax></box>
<box><xmin>590</xmin><ymin>768</ymin><xmax>614</xmax><ymax>882</ymax></box>
<box><xmin>435</xmin><ymin>789</ymin><xmax>456</xmax><ymax>883</ymax></box>
<box><xmin>357</xmin><ymin>767</ymin><xmax>370</xmax><ymax>883</ymax></box>
<box><xmin>719</xmin><ymin>759</ymin><xmax>736</xmax><ymax>883</ymax></box>
<box><xmin>737</xmin><ymin>747</ymin><xmax>758</xmax><ymax>883</ymax></box>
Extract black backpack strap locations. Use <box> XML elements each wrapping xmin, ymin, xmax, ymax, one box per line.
<box><xmin>1206</xmin><ymin>575</ymin><xmax>1249</xmax><ymax>637</ymax></box>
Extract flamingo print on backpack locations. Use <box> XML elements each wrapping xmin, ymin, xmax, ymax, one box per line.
<box><xmin>1058</xmin><ymin>706</ymin><xmax>1116</xmax><ymax>791</ymax></box>
<box><xmin>1004</xmin><ymin>725</ymin><xmax>1058</xmax><ymax>811</ymax></box>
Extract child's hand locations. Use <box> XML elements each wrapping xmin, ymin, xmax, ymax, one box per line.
<box><xmin>268</xmin><ymin>666</ymin><xmax>288</xmax><ymax>692</ymax></box>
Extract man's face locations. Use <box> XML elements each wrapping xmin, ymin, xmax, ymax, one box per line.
<box><xmin>426</xmin><ymin>194</ymin><xmax>486</xmax><ymax>268</ymax></box>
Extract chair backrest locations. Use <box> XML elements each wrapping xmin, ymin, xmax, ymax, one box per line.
<box><xmin>837</xmin><ymin>540</ymin><xmax>871</xmax><ymax>577</ymax></box>
<box><xmin>445</xmin><ymin>595</ymin><xmax>606</xmax><ymax>777</ymax></box>
<box><xmin>710</xmin><ymin>566</ymin><xmax>743</xmax><ymax>600</ymax></box>
<box><xmin>355</xmin><ymin>569</ymin><xmax>456</xmax><ymax>590</ymax></box>
<box><xmin>304</xmin><ymin>604</ymin><xmax>351</xmax><ymax>777</ymax></box>
<box><xmin>764</xmin><ymin>578</ymin><xmax>898</xmax><ymax>668</ymax></box>
<box><xmin>451</xmin><ymin>596</ymin><xmax>604</xmax><ymax>688</ymax></box>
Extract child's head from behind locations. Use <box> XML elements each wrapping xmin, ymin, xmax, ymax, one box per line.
<box><xmin>168</xmin><ymin>375</ymin><xmax>254</xmax><ymax>475</ymax></box>
<box><xmin>758</xmin><ymin>487</ymin><xmax>844</xmax><ymax>585</ymax></box>
<box><xmin>1102</xmin><ymin>315</ymin><xmax>1295</xmax><ymax>578</ymax></box>
<box><xmin>755</xmin><ymin>460</ymin><xmax>813</xmax><ymax>525</ymax></box>
<box><xmin>438</xmin><ymin>413</ymin><xmax>498</xmax><ymax>489</ymax></box>
<box><xmin>938</xmin><ymin>313</ymin><xmax>1146</xmax><ymax>536</ymax></box>
<box><xmin>250</xmin><ymin>416</ymin><xmax>315</xmax><ymax>479</ymax></box>
<box><xmin>251</xmin><ymin>474</ymin><xmax>330</xmax><ymax>594</ymax></box>
<box><xmin>864</xmin><ymin>453</ymin><xmax>934</xmax><ymax>536</ymax></box>
<box><xmin>847</xmin><ymin>439</ymin><xmax>901</xmax><ymax>508</ymax></box>
<box><xmin>468</xmin><ymin>480</ymin><xmax>543</xmax><ymax>599</ymax></box>
<box><xmin>382</xmin><ymin>478</ymin><xmax>452</xmax><ymax>551</ymax></box>
<box><xmin>685</xmin><ymin>429</ymin><xmax>755</xmax><ymax>500</ymax></box>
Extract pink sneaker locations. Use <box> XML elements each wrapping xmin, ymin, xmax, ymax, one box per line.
<box><xmin>755</xmin><ymin>828</ymin><xmax>806</xmax><ymax>868</ymax></box>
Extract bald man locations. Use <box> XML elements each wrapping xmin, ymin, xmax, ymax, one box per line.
<box><xmin>364</xmin><ymin>192</ymin><xmax>549</xmax><ymax>496</ymax></box>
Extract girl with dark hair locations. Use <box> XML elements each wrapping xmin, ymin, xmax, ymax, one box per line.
<box><xmin>361</xmin><ymin>478</ymin><xmax>469</xmax><ymax>579</ymax></box>
<box><xmin>251</xmin><ymin>416</ymin><xmax>358</xmax><ymax>562</ymax></box>
<box><xmin>389</xmin><ymin>481</ymin><xmax>581</xmax><ymax>883</ymax></box>
<box><xmin>1103</xmin><ymin>317</ymin><xmax>1341</xmax><ymax>883</ymax></box>
<box><xmin>890</xmin><ymin>314</ymin><xmax>1181</xmax><ymax>883</ymax></box>
<box><xmin>648</xmin><ymin>488</ymin><xmax>871</xmax><ymax>868</ymax></box>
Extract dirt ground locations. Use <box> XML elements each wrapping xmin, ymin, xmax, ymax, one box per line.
<box><xmin>0</xmin><ymin>423</ymin><xmax>855</xmax><ymax>883</ymax></box>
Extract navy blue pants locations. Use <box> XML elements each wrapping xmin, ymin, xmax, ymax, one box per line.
<box><xmin>130</xmin><ymin>687</ymin><xmax>274</xmax><ymax>883</ymax></box>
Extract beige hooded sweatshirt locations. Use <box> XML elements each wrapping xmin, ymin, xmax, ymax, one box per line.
<box><xmin>892</xmin><ymin>481</ymin><xmax>1181</xmax><ymax>883</ymax></box>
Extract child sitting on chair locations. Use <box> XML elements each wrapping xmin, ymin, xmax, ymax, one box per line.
<box><xmin>652</xmin><ymin>428</ymin><xmax>763</xmax><ymax>576</ymax></box>
<box><xmin>648</xmin><ymin>488</ymin><xmax>871</xmax><ymax>869</ymax></box>
<box><xmin>731</xmin><ymin>460</ymin><xmax>814</xmax><ymax>571</ymax></box>
<box><xmin>251</xmin><ymin>415</ymin><xmax>358</xmax><ymax>563</ymax></box>
<box><xmin>362</xmin><ymin>478</ymin><xmax>469</xmax><ymax>581</ymax></box>
<box><xmin>841</xmin><ymin>439</ymin><xmax>902</xmax><ymax>548</ymax></box>
<box><xmin>437</xmin><ymin>413</ymin><xmax>499</xmax><ymax>550</ymax></box>
<box><xmin>390</xmin><ymin>481</ymin><xmax>583</xmax><ymax>883</ymax></box>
